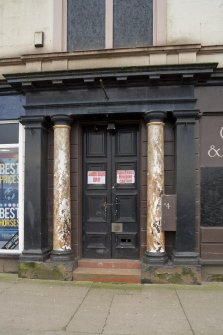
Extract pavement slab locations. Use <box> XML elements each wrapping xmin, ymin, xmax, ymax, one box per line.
<box><xmin>0</xmin><ymin>281</ymin><xmax>16</xmax><ymax>293</ymax></box>
<box><xmin>0</xmin><ymin>276</ymin><xmax>222</xmax><ymax>335</ymax></box>
<box><xmin>0</xmin><ymin>273</ymin><xmax>19</xmax><ymax>293</ymax></box>
<box><xmin>103</xmin><ymin>289</ymin><xmax>193</xmax><ymax>335</ymax></box>
<box><xmin>0</xmin><ymin>332</ymin><xmax>103</xmax><ymax>335</ymax></box>
<box><xmin>67</xmin><ymin>288</ymin><xmax>114</xmax><ymax>333</ymax></box>
<box><xmin>0</xmin><ymin>281</ymin><xmax>89</xmax><ymax>332</ymax></box>
<box><xmin>176</xmin><ymin>286</ymin><xmax>223</xmax><ymax>335</ymax></box>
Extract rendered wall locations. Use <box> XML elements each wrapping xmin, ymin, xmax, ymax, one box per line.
<box><xmin>167</xmin><ymin>0</ymin><xmax>223</xmax><ymax>46</ymax></box>
<box><xmin>0</xmin><ymin>0</ymin><xmax>56</xmax><ymax>58</ymax></box>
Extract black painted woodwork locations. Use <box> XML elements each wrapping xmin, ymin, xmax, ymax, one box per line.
<box><xmin>23</xmin><ymin>85</ymin><xmax>196</xmax><ymax>118</ymax></box>
<box><xmin>201</xmin><ymin>167</ymin><xmax>223</xmax><ymax>227</ymax></box>
<box><xmin>173</xmin><ymin>111</ymin><xmax>199</xmax><ymax>264</ymax></box>
<box><xmin>5</xmin><ymin>63</ymin><xmax>216</xmax><ymax>92</ymax></box>
<box><xmin>67</xmin><ymin>0</ymin><xmax>105</xmax><ymax>51</ymax></box>
<box><xmin>113</xmin><ymin>0</ymin><xmax>153</xmax><ymax>48</ymax></box>
<box><xmin>20</xmin><ymin>116</ymin><xmax>50</xmax><ymax>261</ymax></box>
<box><xmin>4</xmin><ymin>64</ymin><xmax>216</xmax><ymax>117</ymax></box>
<box><xmin>51</xmin><ymin>114</ymin><xmax>73</xmax><ymax>126</ymax></box>
<box><xmin>144</xmin><ymin>111</ymin><xmax>166</xmax><ymax>123</ymax></box>
<box><xmin>83</xmin><ymin>125</ymin><xmax>139</xmax><ymax>259</ymax></box>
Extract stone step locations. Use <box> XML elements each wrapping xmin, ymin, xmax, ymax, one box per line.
<box><xmin>73</xmin><ymin>267</ymin><xmax>141</xmax><ymax>284</ymax></box>
<box><xmin>78</xmin><ymin>259</ymin><xmax>141</xmax><ymax>270</ymax></box>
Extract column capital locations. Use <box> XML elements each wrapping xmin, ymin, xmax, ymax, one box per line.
<box><xmin>20</xmin><ymin>115</ymin><xmax>50</xmax><ymax>129</ymax></box>
<box><xmin>144</xmin><ymin>111</ymin><xmax>166</xmax><ymax>124</ymax></box>
<box><xmin>51</xmin><ymin>115</ymin><xmax>73</xmax><ymax>127</ymax></box>
<box><xmin>173</xmin><ymin>110</ymin><xmax>200</xmax><ymax>124</ymax></box>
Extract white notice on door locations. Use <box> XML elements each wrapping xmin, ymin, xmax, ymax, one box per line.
<box><xmin>117</xmin><ymin>170</ymin><xmax>135</xmax><ymax>184</ymax></box>
<box><xmin>88</xmin><ymin>171</ymin><xmax>106</xmax><ymax>184</ymax></box>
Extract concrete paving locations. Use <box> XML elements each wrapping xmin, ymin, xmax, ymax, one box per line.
<box><xmin>0</xmin><ymin>274</ymin><xmax>223</xmax><ymax>335</ymax></box>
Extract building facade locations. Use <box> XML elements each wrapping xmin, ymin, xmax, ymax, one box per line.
<box><xmin>1</xmin><ymin>0</ymin><xmax>223</xmax><ymax>283</ymax></box>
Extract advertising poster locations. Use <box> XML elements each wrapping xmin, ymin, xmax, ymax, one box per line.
<box><xmin>0</xmin><ymin>148</ymin><xmax>19</xmax><ymax>250</ymax></box>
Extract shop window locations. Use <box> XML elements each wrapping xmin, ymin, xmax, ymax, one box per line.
<box><xmin>0</xmin><ymin>123</ymin><xmax>24</xmax><ymax>254</ymax></box>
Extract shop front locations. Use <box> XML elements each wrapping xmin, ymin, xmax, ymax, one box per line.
<box><xmin>0</xmin><ymin>61</ymin><xmax>221</xmax><ymax>283</ymax></box>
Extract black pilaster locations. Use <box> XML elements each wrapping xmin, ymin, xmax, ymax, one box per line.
<box><xmin>173</xmin><ymin>111</ymin><xmax>199</xmax><ymax>264</ymax></box>
<box><xmin>20</xmin><ymin>116</ymin><xmax>51</xmax><ymax>261</ymax></box>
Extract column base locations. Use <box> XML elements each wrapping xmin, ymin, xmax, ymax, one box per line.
<box><xmin>51</xmin><ymin>250</ymin><xmax>73</xmax><ymax>262</ymax></box>
<box><xmin>173</xmin><ymin>251</ymin><xmax>199</xmax><ymax>265</ymax></box>
<box><xmin>18</xmin><ymin>258</ymin><xmax>78</xmax><ymax>281</ymax></box>
<box><xmin>141</xmin><ymin>262</ymin><xmax>201</xmax><ymax>284</ymax></box>
<box><xmin>19</xmin><ymin>248</ymin><xmax>51</xmax><ymax>262</ymax></box>
<box><xmin>143</xmin><ymin>251</ymin><xmax>168</xmax><ymax>265</ymax></box>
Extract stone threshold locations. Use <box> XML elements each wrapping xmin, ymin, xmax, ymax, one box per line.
<box><xmin>73</xmin><ymin>259</ymin><xmax>141</xmax><ymax>284</ymax></box>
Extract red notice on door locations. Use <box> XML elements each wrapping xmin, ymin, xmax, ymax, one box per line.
<box><xmin>88</xmin><ymin>171</ymin><xmax>106</xmax><ymax>185</ymax></box>
<box><xmin>117</xmin><ymin>170</ymin><xmax>135</xmax><ymax>184</ymax></box>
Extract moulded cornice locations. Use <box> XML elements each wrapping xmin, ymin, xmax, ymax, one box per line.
<box><xmin>1</xmin><ymin>44</ymin><xmax>223</xmax><ymax>83</ymax></box>
<box><xmin>3</xmin><ymin>63</ymin><xmax>218</xmax><ymax>93</ymax></box>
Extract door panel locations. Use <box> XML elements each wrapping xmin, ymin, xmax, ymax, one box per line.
<box><xmin>86</xmin><ymin>195</ymin><xmax>107</xmax><ymax>223</ymax></box>
<box><xmin>115</xmin><ymin>129</ymin><xmax>137</xmax><ymax>156</ymax></box>
<box><xmin>86</xmin><ymin>130</ymin><xmax>107</xmax><ymax>157</ymax></box>
<box><xmin>115</xmin><ymin>194</ymin><xmax>137</xmax><ymax>222</ymax></box>
<box><xmin>83</xmin><ymin>125</ymin><xmax>139</xmax><ymax>259</ymax></box>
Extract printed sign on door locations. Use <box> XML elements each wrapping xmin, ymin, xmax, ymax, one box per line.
<box><xmin>88</xmin><ymin>171</ymin><xmax>106</xmax><ymax>185</ymax></box>
<box><xmin>117</xmin><ymin>170</ymin><xmax>135</xmax><ymax>184</ymax></box>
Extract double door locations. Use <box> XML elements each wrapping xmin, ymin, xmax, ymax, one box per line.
<box><xmin>83</xmin><ymin>124</ymin><xmax>139</xmax><ymax>259</ymax></box>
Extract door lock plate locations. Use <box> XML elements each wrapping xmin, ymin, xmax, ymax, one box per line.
<box><xmin>112</xmin><ymin>223</ymin><xmax>123</xmax><ymax>233</ymax></box>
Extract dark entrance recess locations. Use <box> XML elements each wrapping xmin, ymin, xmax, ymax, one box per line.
<box><xmin>83</xmin><ymin>124</ymin><xmax>139</xmax><ymax>259</ymax></box>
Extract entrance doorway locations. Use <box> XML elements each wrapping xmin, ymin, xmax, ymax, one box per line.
<box><xmin>83</xmin><ymin>124</ymin><xmax>139</xmax><ymax>259</ymax></box>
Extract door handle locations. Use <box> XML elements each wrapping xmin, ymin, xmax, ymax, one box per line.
<box><xmin>114</xmin><ymin>196</ymin><xmax>119</xmax><ymax>220</ymax></box>
<box><xmin>104</xmin><ymin>201</ymin><xmax>113</xmax><ymax>221</ymax></box>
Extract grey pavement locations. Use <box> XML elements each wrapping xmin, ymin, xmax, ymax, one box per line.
<box><xmin>0</xmin><ymin>274</ymin><xmax>223</xmax><ymax>335</ymax></box>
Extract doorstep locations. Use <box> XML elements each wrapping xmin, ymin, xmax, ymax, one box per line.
<box><xmin>73</xmin><ymin>259</ymin><xmax>141</xmax><ymax>284</ymax></box>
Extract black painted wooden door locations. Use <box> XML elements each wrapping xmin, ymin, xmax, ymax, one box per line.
<box><xmin>83</xmin><ymin>125</ymin><xmax>139</xmax><ymax>259</ymax></box>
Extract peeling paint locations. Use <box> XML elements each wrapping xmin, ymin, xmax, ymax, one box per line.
<box><xmin>147</xmin><ymin>122</ymin><xmax>165</xmax><ymax>253</ymax></box>
<box><xmin>53</xmin><ymin>125</ymin><xmax>72</xmax><ymax>252</ymax></box>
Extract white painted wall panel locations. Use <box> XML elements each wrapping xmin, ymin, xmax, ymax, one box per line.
<box><xmin>0</xmin><ymin>0</ymin><xmax>54</xmax><ymax>58</ymax></box>
<box><xmin>167</xmin><ymin>0</ymin><xmax>223</xmax><ymax>46</ymax></box>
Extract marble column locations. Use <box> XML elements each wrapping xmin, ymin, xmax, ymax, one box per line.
<box><xmin>51</xmin><ymin>115</ymin><xmax>73</xmax><ymax>261</ymax></box>
<box><xmin>144</xmin><ymin>111</ymin><xmax>167</xmax><ymax>264</ymax></box>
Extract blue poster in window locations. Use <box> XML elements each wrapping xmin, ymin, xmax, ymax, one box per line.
<box><xmin>0</xmin><ymin>148</ymin><xmax>19</xmax><ymax>250</ymax></box>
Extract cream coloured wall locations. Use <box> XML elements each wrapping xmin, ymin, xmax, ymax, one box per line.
<box><xmin>167</xmin><ymin>0</ymin><xmax>223</xmax><ymax>46</ymax></box>
<box><xmin>0</xmin><ymin>0</ymin><xmax>66</xmax><ymax>58</ymax></box>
